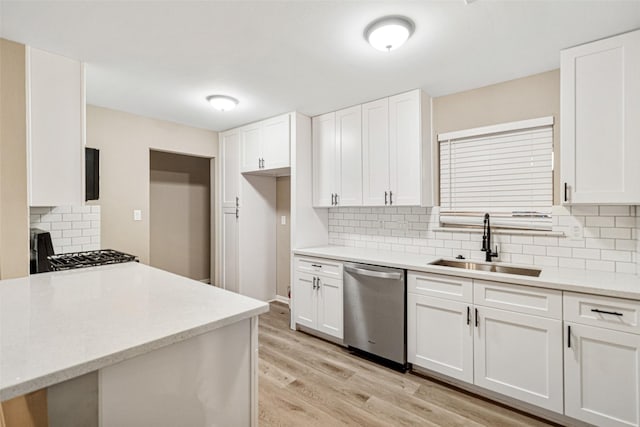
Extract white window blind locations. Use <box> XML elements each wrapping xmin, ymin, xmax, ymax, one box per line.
<box><xmin>439</xmin><ymin>117</ymin><xmax>553</xmax><ymax>230</ymax></box>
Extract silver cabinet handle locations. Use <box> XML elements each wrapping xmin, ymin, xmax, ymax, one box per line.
<box><xmin>389</xmin><ymin>190</ymin><xmax>393</xmax><ymax>205</ymax></box>
<box><xmin>316</xmin><ymin>277</ymin><xmax>320</xmax><ymax>290</ymax></box>
<box><xmin>235</xmin><ymin>207</ymin><xmax>239</xmax><ymax>219</ymax></box>
<box><xmin>384</xmin><ymin>191</ymin><xmax>388</xmax><ymax>205</ymax></box>
<box><xmin>344</xmin><ymin>266</ymin><xmax>403</xmax><ymax>280</ymax></box>
<box><xmin>235</xmin><ymin>196</ymin><xmax>239</xmax><ymax>207</ymax></box>
<box><xmin>335</xmin><ymin>194</ymin><xmax>339</xmax><ymax>205</ymax></box>
<box><xmin>312</xmin><ymin>277</ymin><xmax>317</xmax><ymax>289</ymax></box>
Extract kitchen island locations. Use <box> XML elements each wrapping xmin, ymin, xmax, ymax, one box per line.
<box><xmin>0</xmin><ymin>262</ymin><xmax>269</xmax><ymax>426</ymax></box>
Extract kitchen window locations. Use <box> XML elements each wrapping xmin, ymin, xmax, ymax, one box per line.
<box><xmin>438</xmin><ymin>117</ymin><xmax>553</xmax><ymax>231</ymax></box>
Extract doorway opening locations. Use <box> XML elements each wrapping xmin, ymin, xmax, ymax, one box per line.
<box><xmin>150</xmin><ymin>150</ymin><xmax>213</xmax><ymax>282</ymax></box>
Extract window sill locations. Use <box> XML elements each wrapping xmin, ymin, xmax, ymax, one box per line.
<box><xmin>433</xmin><ymin>227</ymin><xmax>565</xmax><ymax>237</ymax></box>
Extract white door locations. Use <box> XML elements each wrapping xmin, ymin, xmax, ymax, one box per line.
<box><xmin>474</xmin><ymin>306</ymin><xmax>563</xmax><ymax>413</ymax></box>
<box><xmin>565</xmin><ymin>322</ymin><xmax>640</xmax><ymax>427</ymax></box>
<box><xmin>262</xmin><ymin>114</ymin><xmax>290</xmax><ymax>169</ymax></box>
<box><xmin>221</xmin><ymin>208</ymin><xmax>239</xmax><ymax>293</ymax></box>
<box><xmin>407</xmin><ymin>294</ymin><xmax>473</xmax><ymax>383</ymax></box>
<box><xmin>335</xmin><ymin>105</ymin><xmax>362</xmax><ymax>207</ymax></box>
<box><xmin>312</xmin><ymin>112</ymin><xmax>336</xmax><ymax>207</ymax></box>
<box><xmin>362</xmin><ymin>98</ymin><xmax>390</xmax><ymax>206</ymax></box>
<box><xmin>221</xmin><ymin>130</ymin><xmax>240</xmax><ymax>208</ymax></box>
<box><xmin>561</xmin><ymin>29</ymin><xmax>640</xmax><ymax>204</ymax></box>
<box><xmin>389</xmin><ymin>90</ymin><xmax>422</xmax><ymax>206</ymax></box>
<box><xmin>316</xmin><ymin>276</ymin><xmax>343</xmax><ymax>339</ymax></box>
<box><xmin>293</xmin><ymin>272</ymin><xmax>316</xmax><ymax>329</ymax></box>
<box><xmin>240</xmin><ymin>123</ymin><xmax>262</xmax><ymax>172</ymax></box>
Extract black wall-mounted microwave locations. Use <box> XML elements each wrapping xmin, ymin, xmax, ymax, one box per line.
<box><xmin>86</xmin><ymin>147</ymin><xmax>99</xmax><ymax>201</ymax></box>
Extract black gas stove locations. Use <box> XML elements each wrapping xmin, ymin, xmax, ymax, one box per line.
<box><xmin>47</xmin><ymin>249</ymin><xmax>138</xmax><ymax>271</ymax></box>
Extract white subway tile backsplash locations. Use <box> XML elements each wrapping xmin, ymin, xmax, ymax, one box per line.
<box><xmin>30</xmin><ymin>205</ymin><xmax>100</xmax><ymax>254</ymax></box>
<box><xmin>328</xmin><ymin>205</ymin><xmax>639</xmax><ymax>274</ymax></box>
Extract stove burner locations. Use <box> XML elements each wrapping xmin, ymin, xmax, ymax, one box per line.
<box><xmin>47</xmin><ymin>249</ymin><xmax>138</xmax><ymax>271</ymax></box>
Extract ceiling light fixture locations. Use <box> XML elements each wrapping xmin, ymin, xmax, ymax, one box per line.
<box><xmin>365</xmin><ymin>16</ymin><xmax>415</xmax><ymax>52</ymax></box>
<box><xmin>206</xmin><ymin>95</ymin><xmax>239</xmax><ymax>111</ymax></box>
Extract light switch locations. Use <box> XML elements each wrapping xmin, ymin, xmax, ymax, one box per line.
<box><xmin>281</xmin><ymin>215</ymin><xmax>287</xmax><ymax>225</ymax></box>
<box><xmin>133</xmin><ymin>210</ymin><xmax>142</xmax><ymax>221</ymax></box>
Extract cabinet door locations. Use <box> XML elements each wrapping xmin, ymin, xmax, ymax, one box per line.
<box><xmin>474</xmin><ymin>306</ymin><xmax>563</xmax><ymax>413</ymax></box>
<box><xmin>221</xmin><ymin>130</ymin><xmax>240</xmax><ymax>209</ymax></box>
<box><xmin>316</xmin><ymin>276</ymin><xmax>343</xmax><ymax>339</ymax></box>
<box><xmin>407</xmin><ymin>294</ymin><xmax>473</xmax><ymax>383</ymax></box>
<box><xmin>312</xmin><ymin>112</ymin><xmax>336</xmax><ymax>207</ymax></box>
<box><xmin>240</xmin><ymin>123</ymin><xmax>262</xmax><ymax>172</ymax></box>
<box><xmin>389</xmin><ymin>90</ymin><xmax>422</xmax><ymax>206</ymax></box>
<box><xmin>335</xmin><ymin>105</ymin><xmax>362</xmax><ymax>206</ymax></box>
<box><xmin>561</xmin><ymin>30</ymin><xmax>640</xmax><ymax>204</ymax></box>
<box><xmin>565</xmin><ymin>322</ymin><xmax>640</xmax><ymax>427</ymax></box>
<box><xmin>262</xmin><ymin>114</ymin><xmax>290</xmax><ymax>169</ymax></box>
<box><xmin>221</xmin><ymin>208</ymin><xmax>239</xmax><ymax>293</ymax></box>
<box><xmin>362</xmin><ymin>98</ymin><xmax>390</xmax><ymax>206</ymax></box>
<box><xmin>28</xmin><ymin>47</ymin><xmax>83</xmax><ymax>206</ymax></box>
<box><xmin>293</xmin><ymin>272</ymin><xmax>316</xmax><ymax>329</ymax></box>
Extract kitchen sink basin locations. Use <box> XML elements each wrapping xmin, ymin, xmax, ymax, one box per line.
<box><xmin>429</xmin><ymin>259</ymin><xmax>542</xmax><ymax>277</ymax></box>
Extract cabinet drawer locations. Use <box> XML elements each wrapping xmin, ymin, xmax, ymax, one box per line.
<box><xmin>564</xmin><ymin>292</ymin><xmax>640</xmax><ymax>335</ymax></box>
<box><xmin>408</xmin><ymin>272</ymin><xmax>472</xmax><ymax>303</ymax></box>
<box><xmin>295</xmin><ymin>257</ymin><xmax>343</xmax><ymax>279</ymax></box>
<box><xmin>474</xmin><ymin>280</ymin><xmax>562</xmax><ymax>319</ymax></box>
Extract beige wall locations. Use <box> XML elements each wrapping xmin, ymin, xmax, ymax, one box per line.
<box><xmin>433</xmin><ymin>69</ymin><xmax>560</xmax><ymax>204</ymax></box>
<box><xmin>0</xmin><ymin>39</ymin><xmax>29</xmax><ymax>279</ymax></box>
<box><xmin>276</xmin><ymin>176</ymin><xmax>290</xmax><ymax>298</ymax></box>
<box><xmin>86</xmin><ymin>105</ymin><xmax>218</xmax><ymax>265</ymax></box>
<box><xmin>150</xmin><ymin>150</ymin><xmax>211</xmax><ymax>281</ymax></box>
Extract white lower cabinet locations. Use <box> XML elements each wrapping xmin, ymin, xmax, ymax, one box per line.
<box><xmin>563</xmin><ymin>292</ymin><xmax>640</xmax><ymax>426</ymax></box>
<box><xmin>474</xmin><ymin>306</ymin><xmax>563</xmax><ymax>413</ymax></box>
<box><xmin>316</xmin><ymin>276</ymin><xmax>343</xmax><ymax>338</ymax></box>
<box><xmin>293</xmin><ymin>257</ymin><xmax>343</xmax><ymax>339</ymax></box>
<box><xmin>407</xmin><ymin>293</ymin><xmax>473</xmax><ymax>383</ymax></box>
<box><xmin>408</xmin><ymin>271</ymin><xmax>563</xmax><ymax>415</ymax></box>
<box><xmin>564</xmin><ymin>323</ymin><xmax>640</xmax><ymax>427</ymax></box>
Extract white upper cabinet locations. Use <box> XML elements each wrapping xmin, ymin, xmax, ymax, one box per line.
<box><xmin>363</xmin><ymin>89</ymin><xmax>430</xmax><ymax>206</ymax></box>
<box><xmin>335</xmin><ymin>105</ymin><xmax>362</xmax><ymax>206</ymax></box>
<box><xmin>240</xmin><ymin>113</ymin><xmax>290</xmax><ymax>173</ymax></box>
<box><xmin>221</xmin><ymin>129</ymin><xmax>240</xmax><ymax>209</ymax></box>
<box><xmin>312</xmin><ymin>106</ymin><xmax>362</xmax><ymax>207</ymax></box>
<box><xmin>261</xmin><ymin>114</ymin><xmax>290</xmax><ymax>169</ymax></box>
<box><xmin>389</xmin><ymin>90</ymin><xmax>423</xmax><ymax>206</ymax></box>
<box><xmin>28</xmin><ymin>47</ymin><xmax>84</xmax><ymax>206</ymax></box>
<box><xmin>561</xmin><ymin>29</ymin><xmax>640</xmax><ymax>204</ymax></box>
<box><xmin>362</xmin><ymin>98</ymin><xmax>390</xmax><ymax>206</ymax></box>
<box><xmin>312</xmin><ymin>112</ymin><xmax>336</xmax><ymax>207</ymax></box>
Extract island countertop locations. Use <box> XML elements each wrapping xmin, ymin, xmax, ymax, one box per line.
<box><xmin>0</xmin><ymin>262</ymin><xmax>269</xmax><ymax>401</ymax></box>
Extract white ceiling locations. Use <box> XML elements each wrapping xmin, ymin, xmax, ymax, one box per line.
<box><xmin>1</xmin><ymin>1</ymin><xmax>639</xmax><ymax>132</ymax></box>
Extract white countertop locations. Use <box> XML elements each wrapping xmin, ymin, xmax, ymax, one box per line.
<box><xmin>294</xmin><ymin>246</ymin><xmax>640</xmax><ymax>300</ymax></box>
<box><xmin>0</xmin><ymin>263</ymin><xmax>269</xmax><ymax>401</ymax></box>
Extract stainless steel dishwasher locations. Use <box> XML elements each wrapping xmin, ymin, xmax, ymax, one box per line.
<box><xmin>343</xmin><ymin>262</ymin><xmax>406</xmax><ymax>369</ymax></box>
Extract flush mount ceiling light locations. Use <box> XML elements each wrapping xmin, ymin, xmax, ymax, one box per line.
<box><xmin>206</xmin><ymin>95</ymin><xmax>239</xmax><ymax>112</ymax></box>
<box><xmin>365</xmin><ymin>16</ymin><xmax>415</xmax><ymax>52</ymax></box>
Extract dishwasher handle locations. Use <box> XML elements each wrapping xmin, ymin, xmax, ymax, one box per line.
<box><xmin>344</xmin><ymin>265</ymin><xmax>403</xmax><ymax>280</ymax></box>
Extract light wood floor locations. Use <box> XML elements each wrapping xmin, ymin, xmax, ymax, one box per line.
<box><xmin>258</xmin><ymin>302</ymin><xmax>555</xmax><ymax>427</ymax></box>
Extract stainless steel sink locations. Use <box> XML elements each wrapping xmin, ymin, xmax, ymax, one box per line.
<box><xmin>429</xmin><ymin>259</ymin><xmax>542</xmax><ymax>277</ymax></box>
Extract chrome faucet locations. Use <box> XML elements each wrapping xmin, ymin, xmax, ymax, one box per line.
<box><xmin>482</xmin><ymin>213</ymin><xmax>499</xmax><ymax>262</ymax></box>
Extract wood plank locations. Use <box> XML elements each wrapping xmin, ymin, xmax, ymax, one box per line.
<box><xmin>259</xmin><ymin>302</ymin><xmax>554</xmax><ymax>427</ymax></box>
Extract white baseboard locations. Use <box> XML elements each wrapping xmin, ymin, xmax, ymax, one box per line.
<box><xmin>271</xmin><ymin>295</ymin><xmax>290</xmax><ymax>306</ymax></box>
<box><xmin>199</xmin><ymin>278</ymin><xmax>211</xmax><ymax>285</ymax></box>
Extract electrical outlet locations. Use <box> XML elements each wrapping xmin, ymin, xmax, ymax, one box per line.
<box><xmin>133</xmin><ymin>210</ymin><xmax>142</xmax><ymax>221</ymax></box>
<box><xmin>281</xmin><ymin>215</ymin><xmax>287</xmax><ymax>225</ymax></box>
<box><xmin>570</xmin><ymin>224</ymin><xmax>583</xmax><ymax>240</ymax></box>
